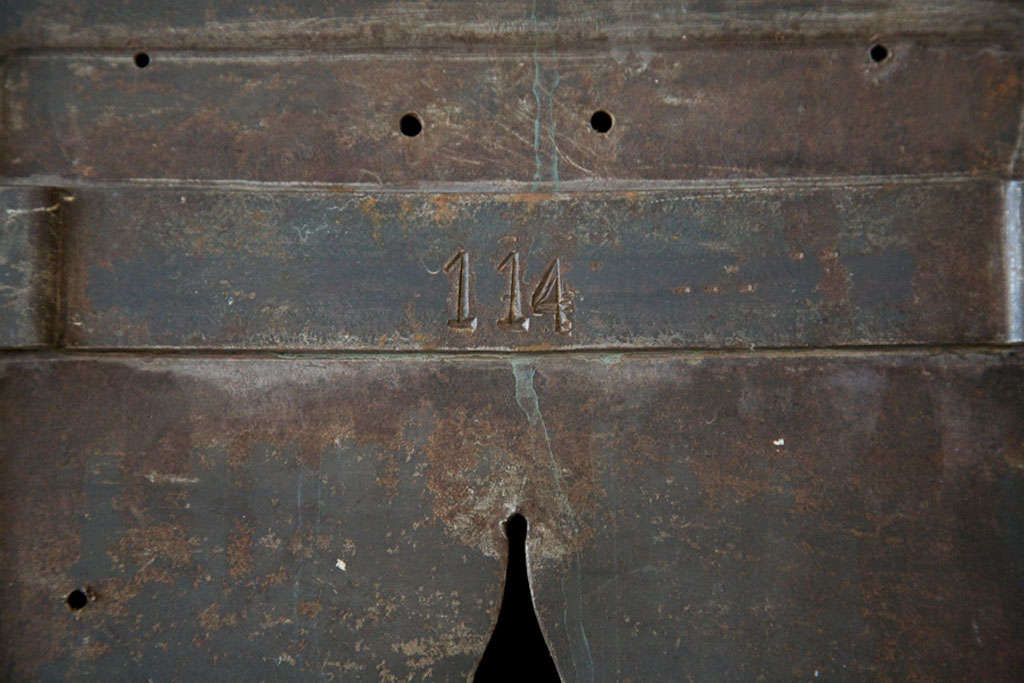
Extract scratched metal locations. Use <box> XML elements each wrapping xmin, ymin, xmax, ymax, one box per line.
<box><xmin>3</xmin><ymin>44</ymin><xmax>1022</xmax><ymax>184</ymax></box>
<box><xmin>1</xmin><ymin>353</ymin><xmax>1022</xmax><ymax>680</ymax></box>
<box><xmin>52</xmin><ymin>180</ymin><xmax>1011</xmax><ymax>349</ymax></box>
<box><xmin>2</xmin><ymin>1</ymin><xmax>1023</xmax><ymax>51</ymax></box>
<box><xmin>3</xmin><ymin>1</ymin><xmax>1024</xmax><ymax>681</ymax></box>
<box><xmin>0</xmin><ymin>186</ymin><xmax>60</xmax><ymax>348</ymax></box>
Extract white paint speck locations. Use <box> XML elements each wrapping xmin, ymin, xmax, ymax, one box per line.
<box><xmin>335</xmin><ymin>558</ymin><xmax>347</xmax><ymax>572</ymax></box>
<box><xmin>773</xmin><ymin>437</ymin><xmax>785</xmax><ymax>447</ymax></box>
<box><xmin>144</xmin><ymin>471</ymin><xmax>199</xmax><ymax>485</ymax></box>
<box><xmin>814</xmin><ymin>670</ymin><xmax>820</xmax><ymax>678</ymax></box>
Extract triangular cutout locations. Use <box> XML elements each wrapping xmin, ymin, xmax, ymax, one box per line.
<box><xmin>474</xmin><ymin>513</ymin><xmax>561</xmax><ymax>682</ymax></box>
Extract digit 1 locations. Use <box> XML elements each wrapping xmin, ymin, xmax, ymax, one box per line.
<box><xmin>443</xmin><ymin>249</ymin><xmax>478</xmax><ymax>332</ymax></box>
<box><xmin>497</xmin><ymin>251</ymin><xmax>530</xmax><ymax>332</ymax></box>
<box><xmin>530</xmin><ymin>257</ymin><xmax>573</xmax><ymax>335</ymax></box>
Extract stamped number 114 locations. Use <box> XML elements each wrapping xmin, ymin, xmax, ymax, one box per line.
<box><xmin>443</xmin><ymin>250</ymin><xmax>573</xmax><ymax>335</ymax></box>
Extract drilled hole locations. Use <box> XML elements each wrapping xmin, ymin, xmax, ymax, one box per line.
<box><xmin>870</xmin><ymin>44</ymin><xmax>889</xmax><ymax>63</ymax></box>
<box><xmin>590</xmin><ymin>110</ymin><xmax>613</xmax><ymax>133</ymax></box>
<box><xmin>400</xmin><ymin>113</ymin><xmax>423</xmax><ymax>137</ymax></box>
<box><xmin>474</xmin><ymin>513</ymin><xmax>559</xmax><ymax>681</ymax></box>
<box><xmin>134</xmin><ymin>52</ymin><xmax>150</xmax><ymax>68</ymax></box>
<box><xmin>66</xmin><ymin>589</ymin><xmax>88</xmax><ymax>610</ymax></box>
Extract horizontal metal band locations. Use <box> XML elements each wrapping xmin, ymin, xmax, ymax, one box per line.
<box><xmin>2</xmin><ymin>1</ymin><xmax>1022</xmax><ymax>49</ymax></box>
<box><xmin>3</xmin><ymin>44</ymin><xmax>1021</xmax><ymax>183</ymax></box>
<box><xmin>46</xmin><ymin>179</ymin><xmax>1013</xmax><ymax>349</ymax></box>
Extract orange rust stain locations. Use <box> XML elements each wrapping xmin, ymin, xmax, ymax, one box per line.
<box><xmin>118</xmin><ymin>523</ymin><xmax>193</xmax><ymax>569</ymax></box>
<box><xmin>429</xmin><ymin>194</ymin><xmax>460</xmax><ymax>224</ymax></box>
<box><xmin>226</xmin><ymin>520</ymin><xmax>254</xmax><ymax>579</ymax></box>
<box><xmin>817</xmin><ymin>248</ymin><xmax>851</xmax><ymax>302</ymax></box>
<box><xmin>398</xmin><ymin>198</ymin><xmax>415</xmax><ymax>224</ymax></box>
<box><xmin>375</xmin><ymin>453</ymin><xmax>401</xmax><ymax>501</ymax></box>
<box><xmin>261</xmin><ymin>565</ymin><xmax>290</xmax><ymax>588</ymax></box>
<box><xmin>496</xmin><ymin>192</ymin><xmax>553</xmax><ymax>212</ymax></box>
<box><xmin>298</xmin><ymin>601</ymin><xmax>323</xmax><ymax>619</ymax></box>
<box><xmin>360</xmin><ymin>196</ymin><xmax>386</xmax><ymax>242</ymax></box>
<box><xmin>198</xmin><ymin>604</ymin><xmax>238</xmax><ymax>632</ymax></box>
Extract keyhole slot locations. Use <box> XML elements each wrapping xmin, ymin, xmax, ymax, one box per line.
<box><xmin>474</xmin><ymin>513</ymin><xmax>560</xmax><ymax>681</ymax></box>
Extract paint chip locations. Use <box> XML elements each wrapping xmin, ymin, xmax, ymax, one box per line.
<box><xmin>773</xmin><ymin>437</ymin><xmax>785</xmax><ymax>447</ymax></box>
<box><xmin>335</xmin><ymin>558</ymin><xmax>347</xmax><ymax>571</ymax></box>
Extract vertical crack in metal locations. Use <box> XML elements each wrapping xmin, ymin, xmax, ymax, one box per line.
<box><xmin>511</xmin><ymin>360</ymin><xmax>595</xmax><ymax>681</ymax></box>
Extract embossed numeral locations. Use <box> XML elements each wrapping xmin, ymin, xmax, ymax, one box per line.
<box><xmin>531</xmin><ymin>257</ymin><xmax>573</xmax><ymax>335</ymax></box>
<box><xmin>443</xmin><ymin>249</ymin><xmax>478</xmax><ymax>332</ymax></box>
<box><xmin>497</xmin><ymin>251</ymin><xmax>529</xmax><ymax>332</ymax></box>
<box><xmin>439</xmin><ymin>249</ymin><xmax>573</xmax><ymax>335</ymax></box>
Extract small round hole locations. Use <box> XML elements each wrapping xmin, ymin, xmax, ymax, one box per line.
<box><xmin>66</xmin><ymin>589</ymin><xmax>88</xmax><ymax>610</ymax></box>
<box><xmin>869</xmin><ymin>44</ymin><xmax>889</xmax><ymax>63</ymax></box>
<box><xmin>134</xmin><ymin>52</ymin><xmax>150</xmax><ymax>68</ymax></box>
<box><xmin>399</xmin><ymin>113</ymin><xmax>422</xmax><ymax>137</ymax></box>
<box><xmin>590</xmin><ymin>110</ymin><xmax>613</xmax><ymax>133</ymax></box>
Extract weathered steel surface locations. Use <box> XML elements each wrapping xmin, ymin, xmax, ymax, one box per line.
<box><xmin>3</xmin><ymin>45</ymin><xmax>1021</xmax><ymax>183</ymax></box>
<box><xmin>0</xmin><ymin>186</ymin><xmax>61</xmax><ymax>348</ymax></box>
<box><xmin>56</xmin><ymin>180</ymin><xmax>1013</xmax><ymax>349</ymax></box>
<box><xmin>3</xmin><ymin>1</ymin><xmax>1024</xmax><ymax>680</ymax></box>
<box><xmin>1</xmin><ymin>352</ymin><xmax>1022</xmax><ymax>680</ymax></box>
<box><xmin>2</xmin><ymin>1</ymin><xmax>1022</xmax><ymax>50</ymax></box>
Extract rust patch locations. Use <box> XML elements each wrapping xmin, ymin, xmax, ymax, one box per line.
<box><xmin>226</xmin><ymin>520</ymin><xmax>254</xmax><ymax>579</ymax></box>
<box><xmin>297</xmin><ymin>601</ymin><xmax>322</xmax><ymax>619</ymax></box>
<box><xmin>496</xmin><ymin>193</ymin><xmax>554</xmax><ymax>213</ymax></box>
<box><xmin>817</xmin><ymin>248</ymin><xmax>851</xmax><ymax>303</ymax></box>
<box><xmin>423</xmin><ymin>362</ymin><xmax>599</xmax><ymax>563</ymax></box>
<box><xmin>117</xmin><ymin>523</ymin><xmax>193</xmax><ymax>571</ymax></box>
<box><xmin>429</xmin><ymin>194</ymin><xmax>460</xmax><ymax>224</ymax></box>
<box><xmin>198</xmin><ymin>604</ymin><xmax>238</xmax><ymax>632</ymax></box>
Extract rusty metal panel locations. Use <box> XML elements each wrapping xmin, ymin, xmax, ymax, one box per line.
<box><xmin>3</xmin><ymin>1</ymin><xmax>1024</xmax><ymax>681</ymax></box>
<box><xmin>1</xmin><ymin>352</ymin><xmax>1022</xmax><ymax>679</ymax></box>
<box><xmin>56</xmin><ymin>179</ymin><xmax>1013</xmax><ymax>349</ymax></box>
<box><xmin>3</xmin><ymin>45</ymin><xmax>1022</xmax><ymax>183</ymax></box>
<box><xmin>0</xmin><ymin>186</ymin><xmax>60</xmax><ymax>348</ymax></box>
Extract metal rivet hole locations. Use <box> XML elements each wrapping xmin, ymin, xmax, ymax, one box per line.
<box><xmin>590</xmin><ymin>110</ymin><xmax>613</xmax><ymax>133</ymax></box>
<box><xmin>400</xmin><ymin>113</ymin><xmax>423</xmax><ymax>137</ymax></box>
<box><xmin>66</xmin><ymin>589</ymin><xmax>88</xmax><ymax>610</ymax></box>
